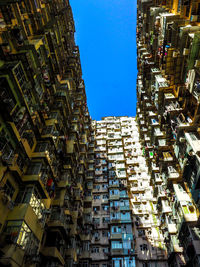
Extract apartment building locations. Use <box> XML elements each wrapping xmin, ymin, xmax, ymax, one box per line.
<box><xmin>91</xmin><ymin>116</ymin><xmax>165</xmax><ymax>267</ymax></box>
<box><xmin>0</xmin><ymin>0</ymin><xmax>92</xmax><ymax>266</ymax></box>
<box><xmin>136</xmin><ymin>0</ymin><xmax>200</xmax><ymax>266</ymax></box>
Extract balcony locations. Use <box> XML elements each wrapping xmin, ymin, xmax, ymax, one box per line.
<box><xmin>120</xmin><ymin>205</ymin><xmax>130</xmax><ymax>211</ymax></box>
<box><xmin>111</xmin><ymin>248</ymin><xmax>123</xmax><ymax>256</ymax></box>
<box><xmin>173</xmin><ymin>184</ymin><xmax>198</xmax><ymax>222</ymax></box>
<box><xmin>167</xmin><ymin>165</ymin><xmax>180</xmax><ymax>181</ymax></box>
<box><xmin>84</xmin><ymin>216</ymin><xmax>93</xmax><ymax>225</ymax></box>
<box><xmin>154</xmin><ymin>173</ymin><xmax>162</xmax><ymax>184</ymax></box>
<box><xmin>84</xmin><ymin>196</ymin><xmax>92</xmax><ymax>202</ymax></box>
<box><xmin>109</xmin><ymin>181</ymin><xmax>119</xmax><ymax>188</ymax></box>
<box><xmin>151</xmin><ymin>118</ymin><xmax>159</xmax><ymax>127</ymax></box>
<box><xmin>161</xmin><ymin>200</ymin><xmax>172</xmax><ymax>213</ymax></box>
<box><xmin>0</xmin><ymin>220</ymin><xmax>39</xmax><ymax>267</ymax></box>
<box><xmin>79</xmin><ymin>250</ymin><xmax>90</xmax><ymax>259</ymax></box>
<box><xmin>45</xmin><ymin>111</ymin><xmax>61</xmax><ymax>126</ymax></box>
<box><xmin>162</xmin><ymin>152</ymin><xmax>174</xmax><ymax>162</ymax></box>
<box><xmin>32</xmin><ymin>142</ymin><xmax>58</xmax><ymax>178</ymax></box>
<box><xmin>41</xmin><ymin>124</ymin><xmax>60</xmax><ymax>140</ymax></box>
<box><xmin>157</xmin><ymin>138</ymin><xmax>169</xmax><ymax>149</ymax></box>
<box><xmin>172</xmin><ymin>113</ymin><xmax>192</xmax><ymax>131</ymax></box>
<box><xmin>154</xmin><ymin>128</ymin><xmax>164</xmax><ymax>138</ymax></box>
<box><xmin>111</xmin><ymin>233</ymin><xmax>122</xmax><ymax>239</ymax></box>
<box><xmin>110</xmin><ymin>213</ymin><xmax>121</xmax><ymax>223</ymax></box>
<box><xmin>86</xmin><ymin>173</ymin><xmax>94</xmax><ymax>180</ymax></box>
<box><xmin>185</xmin><ymin>132</ymin><xmax>200</xmax><ymax>156</ymax></box>
<box><xmin>22</xmin><ymin>162</ymin><xmax>50</xmax><ymax>199</ymax></box>
<box><xmin>170</xmin><ymin>235</ymin><xmax>184</xmax><ymax>253</ymax></box>
<box><xmin>167</xmin><ymin>223</ymin><xmax>177</xmax><ymax>234</ymax></box>
<box><xmin>0</xmin><ymin>243</ymin><xmax>25</xmax><ymax>267</ymax></box>
<box><xmin>95</xmin><ymin>170</ymin><xmax>103</xmax><ymax>175</ymax></box>
<box><xmin>8</xmin><ymin>117</ymin><xmax>36</xmax><ymax>157</ymax></box>
<box><xmin>48</xmin><ymin>208</ymin><xmax>70</xmax><ymax>237</ymax></box>
<box><xmin>0</xmin><ymin>143</ymin><xmax>24</xmax><ymax>176</ymax></box>
<box><xmin>164</xmin><ymin>99</ymin><xmax>182</xmax><ymax>115</ymax></box>
<box><xmin>109</xmin><ymin>194</ymin><xmax>120</xmax><ymax>201</ymax></box>
<box><xmin>41</xmin><ymin>247</ymin><xmax>65</xmax><ymax>266</ymax></box>
<box><xmin>6</xmin><ymin>206</ymin><xmax>43</xmax><ymax>242</ymax></box>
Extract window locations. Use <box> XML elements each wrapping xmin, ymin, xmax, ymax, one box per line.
<box><xmin>110</xmin><ymin>189</ymin><xmax>119</xmax><ymax>196</ymax></box>
<box><xmin>34</xmin><ymin>142</ymin><xmax>49</xmax><ymax>152</ymax></box>
<box><xmin>110</xmin><ymin>201</ymin><xmax>119</xmax><ymax>207</ymax></box>
<box><xmin>112</xmin><ymin>241</ymin><xmax>122</xmax><ymax>249</ymax></box>
<box><xmin>83</xmin><ymin>242</ymin><xmax>90</xmax><ymax>251</ymax></box>
<box><xmin>4</xmin><ymin>179</ymin><xmax>15</xmax><ymax>199</ymax></box>
<box><xmin>123</xmin><ymin>240</ymin><xmax>131</xmax><ymax>249</ymax></box>
<box><xmin>140</xmin><ymin>244</ymin><xmax>148</xmax><ymax>251</ymax></box>
<box><xmin>91</xmin><ymin>247</ymin><xmax>99</xmax><ymax>253</ymax></box>
<box><xmin>102</xmin><ymin>247</ymin><xmax>109</xmax><ymax>253</ymax></box>
<box><xmin>80</xmin><ymin>262</ymin><xmax>89</xmax><ymax>267</ymax></box>
<box><xmin>112</xmin><ymin>226</ymin><xmax>121</xmax><ymax>233</ymax></box>
<box><xmin>111</xmin><ymin>213</ymin><xmax>120</xmax><ymax>220</ymax></box>
<box><xmin>112</xmin><ymin>258</ymin><xmax>122</xmax><ymax>267</ymax></box>
<box><xmin>102</xmin><ymin>205</ymin><xmax>109</xmax><ymax>211</ymax></box>
<box><xmin>93</xmin><ymin>218</ymin><xmax>100</xmax><ymax>224</ymax></box>
<box><xmin>102</xmin><ymin>230</ymin><xmax>109</xmax><ymax>237</ymax></box>
<box><xmin>29</xmin><ymin>189</ymin><xmax>45</xmax><ymax>219</ymax></box>
<box><xmin>41</xmin><ymin>125</ymin><xmax>54</xmax><ymax>135</ymax></box>
<box><xmin>94</xmin><ymin>185</ymin><xmax>100</xmax><ymax>190</ymax></box>
<box><xmin>87</xmin><ymin>182</ymin><xmax>92</xmax><ymax>187</ymax></box>
<box><xmin>4</xmin><ymin>220</ymin><xmax>37</xmax><ymax>250</ymax></box>
<box><xmin>94</xmin><ymin>231</ymin><xmax>100</xmax><ymax>238</ymax></box>
<box><xmin>15</xmin><ymin>187</ymin><xmax>33</xmax><ymax>203</ymax></box>
<box><xmin>16</xmin><ymin>222</ymin><xmax>31</xmax><ymax>249</ymax></box>
<box><xmin>26</xmin><ymin>162</ymin><xmax>42</xmax><ymax>175</ymax></box>
<box><xmin>121</xmin><ymin>212</ymin><xmax>131</xmax><ymax>220</ymax></box>
<box><xmin>103</xmin><ymin>217</ymin><xmax>110</xmax><ymax>223</ymax></box>
<box><xmin>93</xmin><ymin>206</ymin><xmax>100</xmax><ymax>211</ymax></box>
<box><xmin>110</xmin><ymin>180</ymin><xmax>118</xmax><ymax>186</ymax></box>
<box><xmin>120</xmin><ymin>190</ymin><xmax>128</xmax><ymax>197</ymax></box>
<box><xmin>13</xmin><ymin>64</ymin><xmax>26</xmax><ymax>89</ymax></box>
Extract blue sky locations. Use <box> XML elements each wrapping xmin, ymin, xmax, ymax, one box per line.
<box><xmin>70</xmin><ymin>0</ymin><xmax>137</xmax><ymax>120</ymax></box>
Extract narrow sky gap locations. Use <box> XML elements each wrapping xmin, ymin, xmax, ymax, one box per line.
<box><xmin>70</xmin><ymin>0</ymin><xmax>138</xmax><ymax>120</ymax></box>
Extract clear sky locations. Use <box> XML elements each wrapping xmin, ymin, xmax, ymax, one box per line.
<box><xmin>70</xmin><ymin>0</ymin><xmax>137</xmax><ymax>120</ymax></box>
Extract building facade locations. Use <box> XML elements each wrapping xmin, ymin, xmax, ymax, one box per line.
<box><xmin>0</xmin><ymin>0</ymin><xmax>92</xmax><ymax>266</ymax></box>
<box><xmin>92</xmin><ymin>117</ymin><xmax>136</xmax><ymax>267</ymax></box>
<box><xmin>136</xmin><ymin>0</ymin><xmax>200</xmax><ymax>266</ymax></box>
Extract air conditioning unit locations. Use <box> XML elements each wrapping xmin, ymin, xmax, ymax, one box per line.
<box><xmin>183</xmin><ymin>48</ymin><xmax>189</xmax><ymax>56</ymax></box>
